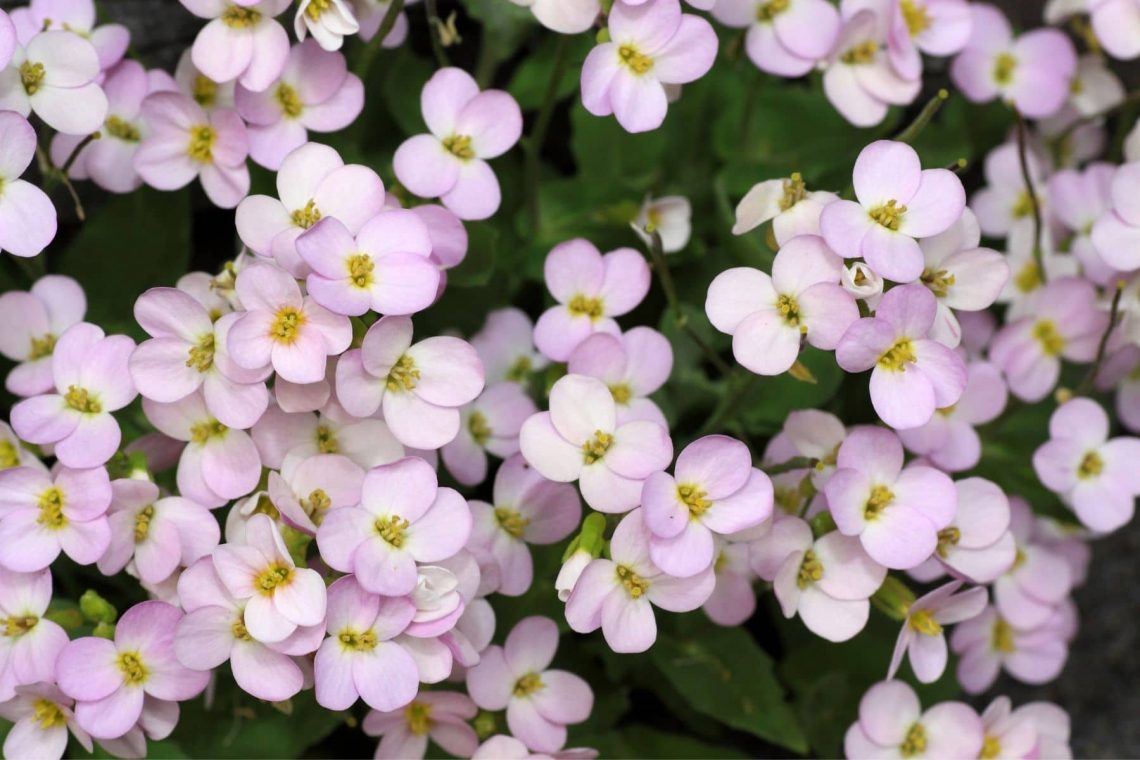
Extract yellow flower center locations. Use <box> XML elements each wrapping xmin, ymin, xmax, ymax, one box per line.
<box><xmin>869</xmin><ymin>199</ymin><xmax>907</xmax><ymax>231</ymax></box>
<box><xmin>936</xmin><ymin>526</ymin><xmax>960</xmax><ymax>558</ymax></box>
<box><xmin>779</xmin><ymin>172</ymin><xmax>806</xmax><ymax>211</ymax></box>
<box><xmin>0</xmin><ymin>441</ymin><xmax>18</xmax><ymax>469</ymax></box>
<box><xmin>981</xmin><ymin>735</ymin><xmax>1002</xmax><ymax>759</ymax></box>
<box><xmin>513</xmin><ymin>672</ymin><xmax>545</xmax><ymax>697</ymax></box>
<box><xmin>776</xmin><ymin>293</ymin><xmax>805</xmax><ymax>330</ymax></box>
<box><xmin>192</xmin><ymin>75</ymin><xmax>218</xmax><ymax>108</ymax></box>
<box><xmin>1078</xmin><ymin>450</ymin><xmax>1103</xmax><ymax>479</ymax></box>
<box><xmin>254</xmin><ymin>563</ymin><xmax>294</xmax><ymax>595</ymax></box>
<box><xmin>231</xmin><ymin>617</ymin><xmax>252</xmax><ymax>641</ymax></box>
<box><xmin>993</xmin><ymin>53</ymin><xmax>1017</xmax><ymax>85</ymax></box>
<box><xmin>864</xmin><ymin>484</ymin><xmax>894</xmax><ymax>520</ymax></box>
<box><xmin>304</xmin><ymin>489</ymin><xmax>332</xmax><ymax>523</ymax></box>
<box><xmin>3</xmin><ymin>614</ymin><xmax>38</xmax><ymax>637</ymax></box>
<box><xmin>900</xmin><ymin>723</ymin><xmax>927</xmax><ymax>757</ymax></box>
<box><xmin>506</xmin><ymin>355</ymin><xmax>532</xmax><ymax>382</ymax></box>
<box><xmin>375</xmin><ymin>514</ymin><xmax>411</xmax><ymax>547</ymax></box>
<box><xmin>443</xmin><ymin>134</ymin><xmax>475</xmax><ymax>159</ymax></box>
<box><xmin>316</xmin><ymin>424</ymin><xmax>339</xmax><ymax>454</ymax></box>
<box><xmin>32</xmin><ymin>699</ymin><xmax>66</xmax><ymax>729</ymax></box>
<box><xmin>677</xmin><ymin>483</ymin><xmax>712</xmax><ymax>518</ymax></box>
<box><xmin>841</xmin><ymin>40</ymin><xmax>879</xmax><ymax>65</ymax></box>
<box><xmin>775</xmin><ymin>486</ymin><xmax>803</xmax><ymax>515</ymax></box>
<box><xmin>468</xmin><ymin>411</ymin><xmax>492</xmax><ymax>445</ymax></box>
<box><xmin>797</xmin><ymin>549</ymin><xmax>824</xmax><ymax>588</ymax></box>
<box><xmin>134</xmin><ymin>504</ymin><xmax>156</xmax><ymax>543</ymax></box>
<box><xmin>756</xmin><ymin>0</ymin><xmax>790</xmax><ymax>22</ymax></box>
<box><xmin>222</xmin><ymin>5</ymin><xmax>261</xmax><ymax>27</ymax></box>
<box><xmin>105</xmin><ymin>115</ymin><xmax>141</xmax><ymax>142</ymax></box>
<box><xmin>65</xmin><ymin>385</ymin><xmax>102</xmax><ymax>414</ymax></box>
<box><xmin>908</xmin><ymin>608</ymin><xmax>943</xmax><ymax>635</ymax></box>
<box><xmin>186</xmin><ymin>334</ymin><xmax>215</xmax><ymax>373</ymax></box>
<box><xmin>1033</xmin><ymin>320</ymin><xmax>1065</xmax><ymax>357</ymax></box>
<box><xmin>292</xmin><ymin>199</ymin><xmax>322</xmax><ymax>229</ymax></box>
<box><xmin>582</xmin><ymin>430</ymin><xmax>613</xmax><ymax>465</ymax></box>
<box><xmin>568</xmin><ymin>294</ymin><xmax>604</xmax><ymax>320</ymax></box>
<box><xmin>992</xmin><ymin>616</ymin><xmax>1015</xmax><ymax>653</ymax></box>
<box><xmin>405</xmin><ymin>701</ymin><xmax>432</xmax><ymax>735</ymax></box>
<box><xmin>1012</xmin><ymin>190</ymin><xmax>1034</xmax><ymax>219</ymax></box>
<box><xmin>921</xmin><ymin>268</ymin><xmax>956</xmax><ymax>299</ymax></box>
<box><xmin>346</xmin><ymin>253</ymin><xmax>375</xmax><ymax>289</ymax></box>
<box><xmin>618</xmin><ymin>44</ymin><xmax>654</xmax><ymax>74</ymax></box>
<box><xmin>609</xmin><ymin>383</ymin><xmax>633</xmax><ymax>405</ymax></box>
<box><xmin>37</xmin><ymin>487</ymin><xmax>67</xmax><ymax>530</ymax></box>
<box><xmin>20</xmin><ymin>62</ymin><xmax>45</xmax><ymax>95</ymax></box>
<box><xmin>305</xmin><ymin>0</ymin><xmax>333</xmax><ymax>20</ymax></box>
<box><xmin>900</xmin><ymin>0</ymin><xmax>930</xmax><ymax>35</ymax></box>
<box><xmin>270</xmin><ymin>306</ymin><xmax>306</xmax><ymax>344</ymax></box>
<box><xmin>386</xmin><ymin>354</ymin><xmax>421</xmax><ymax>392</ymax></box>
<box><xmin>338</xmin><ymin>627</ymin><xmax>378</xmax><ymax>652</ymax></box>
<box><xmin>187</xmin><ymin>125</ymin><xmax>215</xmax><ymax>163</ymax></box>
<box><xmin>616</xmin><ymin>564</ymin><xmax>649</xmax><ymax>598</ymax></box>
<box><xmin>494</xmin><ymin>506</ymin><xmax>530</xmax><ymax>539</ymax></box>
<box><xmin>190</xmin><ymin>418</ymin><xmax>227</xmax><ymax>445</ymax></box>
<box><xmin>877</xmin><ymin>339</ymin><xmax>916</xmax><ymax>371</ymax></box>
<box><xmin>1014</xmin><ymin>260</ymin><xmax>1040</xmax><ymax>293</ymax></box>
<box><xmin>117</xmin><ymin>651</ymin><xmax>149</xmax><ymax>685</ymax></box>
<box><xmin>28</xmin><ymin>333</ymin><xmax>57</xmax><ymax>360</ymax></box>
<box><xmin>275</xmin><ymin>82</ymin><xmax>303</xmax><ymax>119</ymax></box>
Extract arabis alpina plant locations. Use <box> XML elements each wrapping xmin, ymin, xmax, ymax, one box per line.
<box><xmin>0</xmin><ymin>31</ymin><xmax>108</xmax><ymax>134</ymax></box>
<box><xmin>393</xmin><ymin>67</ymin><xmax>522</xmax><ymax>220</ymax></box>
<box><xmin>0</xmin><ymin>113</ymin><xmax>56</xmax><ymax>259</ymax></box>
<box><xmin>1090</xmin><ymin>161</ymin><xmax>1140</xmax><ymax>273</ymax></box>
<box><xmin>0</xmin><ymin>275</ymin><xmax>84</xmax><ymax>396</ymax></box>
<box><xmin>566</xmin><ymin>328</ymin><xmax>673</xmax><ymax>426</ymax></box>
<box><xmin>181</xmin><ymin>0</ymin><xmax>291</xmax><ymax>91</ymax></box>
<box><xmin>733</xmin><ymin>174</ymin><xmax>839</xmax><ymax>243</ymax></box>
<box><xmin>632</xmin><ymin>195</ymin><xmax>691</xmax><ymax>254</ymax></box>
<box><xmin>442</xmin><ymin>382</ymin><xmax>537</xmax><ymax>486</ymax></box>
<box><xmin>0</xmin><ymin>683</ymin><xmax>92</xmax><ymax>760</ymax></box>
<box><xmin>950</xmin><ymin>602</ymin><xmax>1071</xmax><ymax>693</ymax></box>
<box><xmin>710</xmin><ymin>0</ymin><xmax>840</xmax><ymax>77</ymax></box>
<box><xmin>0</xmin><ymin>466</ymin><xmax>111</xmax><ymax>572</ymax></box>
<box><xmin>887</xmin><ymin>579</ymin><xmax>987</xmax><ymax>683</ymax></box>
<box><xmin>268</xmin><ymin>452</ymin><xmax>364</xmax><ymax>535</ymax></box>
<box><xmin>0</xmin><ymin>568</ymin><xmax>68</xmax><ymax>699</ymax></box>
<box><xmin>10</xmin><ymin>0</ymin><xmax>130</xmax><ymax>70</ymax></box>
<box><xmin>912</xmin><ymin>476</ymin><xmax>1015</xmax><ymax>584</ymax></box>
<box><xmin>471</xmin><ymin>307</ymin><xmax>548</xmax><ymax>386</ymax></box>
<box><xmin>509</xmin><ymin>0</ymin><xmax>600</xmax><ymax>33</ymax></box>
<box><xmin>362</xmin><ymin>691</ymin><xmax>479</xmax><ymax>760</ymax></box>
<box><xmin>844</xmin><ymin>680</ymin><xmax>984</xmax><ymax>759</ymax></box>
<box><xmin>1090</xmin><ymin>0</ymin><xmax>1140</xmax><ymax>59</ymax></box>
<box><xmin>519</xmin><ymin>374</ymin><xmax>672</xmax><ymax>513</ymax></box>
<box><xmin>294</xmin><ymin>0</ymin><xmax>360</xmax><ymax>50</ymax></box>
<box><xmin>821</xmin><ymin>11</ymin><xmax>920</xmax><ymax>127</ymax></box>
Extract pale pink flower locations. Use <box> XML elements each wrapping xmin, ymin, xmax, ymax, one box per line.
<box><xmin>442</xmin><ymin>383</ymin><xmax>538</xmax><ymax>487</ymax></box>
<box><xmin>993</xmin><ymin>498</ymin><xmax>1074</xmax><ymax>629</ymax></box>
<box><xmin>10</xmin><ymin>323</ymin><xmax>136</xmax><ymax>469</ymax></box>
<box><xmin>950</xmin><ymin>603</ymin><xmax>1070</xmax><ymax>693</ymax></box>
<box><xmin>296</xmin><ymin>211</ymin><xmax>440</xmax><ymax>317</ymax></box>
<box><xmin>519</xmin><ymin>374</ymin><xmax>672</xmax><ymax>513</ymax></box>
<box><xmin>468</xmin><ymin>455</ymin><xmax>581</xmax><ymax>597</ymax></box>
<box><xmin>0</xmin><ymin>112</ymin><xmax>57</xmax><ymax>259</ymax></box>
<box><xmin>466</xmin><ymin>616</ymin><xmax>593</xmax><ymax>753</ymax></box>
<box><xmin>887</xmin><ymin>579</ymin><xmax>986</xmax><ymax>683</ymax></box>
<box><xmin>316</xmin><ymin>457</ymin><xmax>472</xmax><ymax>596</ymax></box>
<box><xmin>250</xmin><ymin>402</ymin><xmax>404</xmax><ymax>470</ymax></box>
<box><xmin>393</xmin><ymin>67</ymin><xmax>522</xmax><ymax>220</ymax></box>
<box><xmin>135</xmin><ymin>91</ymin><xmax>250</xmax><ymax>208</ymax></box>
<box><xmin>0</xmin><ymin>31</ymin><xmax>108</xmax><ymax>134</ymax></box>
<box><xmin>821</xmin><ymin>140</ymin><xmax>966</xmax><ymax>283</ymax></box>
<box><xmin>295</xmin><ymin>0</ymin><xmax>359</xmax><ymax>50</ymax></box>
<box><xmin>580</xmin><ymin>0</ymin><xmax>717</xmax><ymax>133</ymax></box>
<box><xmin>363</xmin><ymin>691</ymin><xmax>479</xmax><ymax>760</ymax></box>
<box><xmin>0</xmin><ymin>275</ymin><xmax>84</xmax><ymax>396</ymax></box>
<box><xmin>632</xmin><ymin>195</ymin><xmax>691</xmax><ymax>253</ymax></box>
<box><xmin>0</xmin><ymin>684</ymin><xmax>92</xmax><ymax>760</ymax></box>
<box><xmin>1015</xmin><ymin>701</ymin><xmax>1073</xmax><ymax>759</ymax></box>
<box><xmin>844</xmin><ymin>680</ymin><xmax>984</xmax><ymax>759</ymax></box>
<box><xmin>912</xmin><ymin>476</ymin><xmax>1016</xmax><ymax>585</ymax></box>
<box><xmin>354</xmin><ymin>0</ymin><xmax>411</xmax><ymax>45</ymax></box>
<box><xmin>825</xmin><ymin>426</ymin><xmax>957</xmax><ymax>569</ymax></box>
<box><xmin>97</xmin><ymin>479</ymin><xmax>219</xmax><ymax>584</ymax></box>
<box><xmin>182</xmin><ymin>0</ymin><xmax>291</xmax><ymax>92</ymax></box>
<box><xmin>822</xmin><ymin>11</ymin><xmax>920</xmax><ymax>127</ymax></box>
<box><xmin>143</xmin><ymin>391</ymin><xmax>262</xmax><ymax>508</ymax></box>
<box><xmin>235</xmin><ymin>40</ymin><xmax>363</xmax><ymax>169</ymax></box>
<box><xmin>1049</xmin><ymin>162</ymin><xmax>1118</xmax><ymax>285</ymax></box>
<box><xmin>56</xmin><ymin>601</ymin><xmax>209</xmax><ymax>739</ymax></box>
<box><xmin>533</xmin><ymin>239</ymin><xmax>650</xmax><ymax>362</ymax></box>
<box><xmin>565</xmin><ymin>509</ymin><xmax>714</xmax><ymax>653</ymax></box>
<box><xmin>1090</xmin><ymin>161</ymin><xmax>1140</xmax><ymax>273</ymax></box>
<box><xmin>711</xmin><ymin>0</ymin><xmax>840</xmax><ymax>77</ymax></box>
<box><xmin>335</xmin><ymin>316</ymin><xmax>484</xmax><ymax>450</ymax></box>
<box><xmin>509</xmin><ymin>0</ymin><xmax>600</xmax><ymax>33</ymax></box>
<box><xmin>977</xmin><ymin>697</ymin><xmax>1045</xmax><ymax>760</ymax></box>
<box><xmin>1091</xmin><ymin>0</ymin><xmax>1140</xmax><ymax>59</ymax></box>
<box><xmin>0</xmin><ymin>569</ymin><xmax>68</xmax><ymax>700</ymax></box>
<box><xmin>706</xmin><ymin>235</ymin><xmax>857</xmax><ymax>375</ymax></box>
<box><xmin>174</xmin><ymin>557</ymin><xmax>314</xmax><ymax>702</ymax></box>
<box><xmin>643</xmin><ymin>435</ymin><xmax>773</xmax><ymax>577</ymax></box>
<box><xmin>10</xmin><ymin>0</ymin><xmax>129</xmax><ymax>70</ymax></box>
<box><xmin>174</xmin><ymin>49</ymin><xmax>235</xmax><ymax>111</ymax></box>
<box><xmin>970</xmin><ymin>141</ymin><xmax>1048</xmax><ymax>241</ymax></box>
<box><xmin>702</xmin><ymin>539</ymin><xmax>759</xmax><ymax>626</ymax></box>
<box><xmin>0</xmin><ymin>423</ymin><xmax>43</xmax><ymax>473</ymax></box>
<box><xmin>732</xmin><ymin>175</ymin><xmax>839</xmax><ymax>243</ymax></box>
<box><xmin>566</xmin><ymin>328</ymin><xmax>672</xmax><ymax>426</ymax></box>
<box><xmin>471</xmin><ymin>307</ymin><xmax>548</xmax><ymax>386</ymax></box>
<box><xmin>212</xmin><ymin>513</ymin><xmax>327</xmax><ymax>643</ymax></box>
<box><xmin>269</xmin><ymin>452</ymin><xmax>364</xmax><ymax>535</ymax></box>
<box><xmin>750</xmin><ymin>516</ymin><xmax>886</xmax><ymax>642</ymax></box>
<box><xmin>0</xmin><ymin>11</ymin><xmax>11</xmax><ymax>69</ymax></box>
<box><xmin>782</xmin><ymin>408</ymin><xmax>847</xmax><ymax>489</ymax></box>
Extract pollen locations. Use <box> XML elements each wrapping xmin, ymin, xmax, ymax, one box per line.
<box><xmin>775</xmin><ymin>486</ymin><xmax>803</xmax><ymax>515</ymax></box>
<box><xmin>65</xmin><ymin>385</ymin><xmax>102</xmax><ymax>414</ymax></box>
<box><xmin>582</xmin><ymin>430</ymin><xmax>613</xmax><ymax>464</ymax></box>
<box><xmin>677</xmin><ymin>483</ymin><xmax>712</xmax><ymax>518</ymax></box>
<box><xmin>900</xmin><ymin>0</ymin><xmax>930</xmax><ymax>35</ymax></box>
<box><xmin>37</xmin><ymin>487</ymin><xmax>67</xmax><ymax>530</ymax></box>
<box><xmin>292</xmin><ymin>199</ymin><xmax>322</xmax><ymax>229</ymax></box>
<box><xmin>19</xmin><ymin>62</ymin><xmax>45</xmax><ymax>96</ymax></box>
<box><xmin>387</xmin><ymin>354</ymin><xmax>421</xmax><ymax>392</ymax></box>
<box><xmin>304</xmin><ymin>489</ymin><xmax>332</xmax><ymax>522</ymax></box>
<box><xmin>908</xmin><ymin>609</ymin><xmax>943</xmax><ymax>636</ymax></box>
<box><xmin>506</xmin><ymin>355</ymin><xmax>532</xmax><ymax>382</ymax></box>
<box><xmin>231</xmin><ymin>617</ymin><xmax>252</xmax><ymax>641</ymax></box>
<box><xmin>0</xmin><ymin>441</ymin><xmax>18</xmax><ymax>469</ymax></box>
<box><xmin>609</xmin><ymin>383</ymin><xmax>633</xmax><ymax>405</ymax></box>
<box><xmin>618</xmin><ymin>44</ymin><xmax>654</xmax><ymax>74</ymax></box>
<box><xmin>900</xmin><ymin>723</ymin><xmax>927</xmax><ymax>757</ymax></box>
<box><xmin>877</xmin><ymin>338</ymin><xmax>916</xmax><ymax>371</ymax></box>
<box><xmin>192</xmin><ymin>75</ymin><xmax>218</xmax><ymax>107</ymax></box>
<box><xmin>305</xmin><ymin>0</ymin><xmax>333</xmax><ymax>21</ymax></box>
<box><xmin>338</xmin><ymin>627</ymin><xmax>379</xmax><ymax>652</ymax></box>
<box><xmin>252</xmin><ymin>494</ymin><xmax>280</xmax><ymax>521</ymax></box>
<box><xmin>920</xmin><ymin>268</ymin><xmax>955</xmax><ymax>298</ymax></box>
<box><xmin>863</xmin><ymin>484</ymin><xmax>894</xmax><ymax>520</ymax></box>
<box><xmin>513</xmin><ymin>672</ymin><xmax>545</xmax><ymax>697</ymax></box>
<box><xmin>869</xmin><ymin>199</ymin><xmax>907</xmax><ymax>231</ymax></box>
<box><xmin>779</xmin><ymin>172</ymin><xmax>806</xmax><ymax>211</ymax></box>
<box><xmin>187</xmin><ymin>125</ymin><xmax>215</xmax><ymax>163</ymax></box>
<box><xmin>616</xmin><ymin>564</ymin><xmax>649</xmax><ymax>598</ymax></box>
<box><xmin>316</xmin><ymin>424</ymin><xmax>339</xmax><ymax>454</ymax></box>
<box><xmin>117</xmin><ymin>651</ymin><xmax>149</xmax><ymax>685</ymax></box>
<box><xmin>841</xmin><ymin>40</ymin><xmax>879</xmax><ymax>65</ymax></box>
<box><xmin>468</xmin><ymin>411</ymin><xmax>492</xmax><ymax>445</ymax></box>
<box><xmin>442</xmin><ymin>134</ymin><xmax>475</xmax><ymax>159</ymax></box>
<box><xmin>992</xmin><ymin>53</ymin><xmax>1017</xmax><ymax>85</ymax></box>
<box><xmin>495</xmin><ymin>506</ymin><xmax>530</xmax><ymax>539</ymax></box>
<box><xmin>186</xmin><ymin>333</ymin><xmax>215</xmax><ymax>372</ymax></box>
<box><xmin>796</xmin><ymin>549</ymin><xmax>824</xmax><ymax>589</ymax></box>
<box><xmin>1033</xmin><ymin>320</ymin><xmax>1065</xmax><ymax>357</ymax></box>
<box><xmin>3</xmin><ymin>613</ymin><xmax>38</xmax><ymax>637</ymax></box>
<box><xmin>190</xmin><ymin>418</ymin><xmax>227</xmax><ymax>445</ymax></box>
<box><xmin>134</xmin><ymin>504</ymin><xmax>156</xmax><ymax>543</ymax></box>
<box><xmin>32</xmin><ymin>699</ymin><xmax>66</xmax><ymax>730</ymax></box>
<box><xmin>405</xmin><ymin>701</ymin><xmax>432</xmax><ymax>736</ymax></box>
<box><xmin>1014</xmin><ymin>260</ymin><xmax>1040</xmax><ymax>293</ymax></box>
<box><xmin>1012</xmin><ymin>190</ymin><xmax>1034</xmax><ymax>219</ymax></box>
<box><xmin>346</xmin><ymin>253</ymin><xmax>375</xmax><ymax>289</ymax></box>
<box><xmin>776</xmin><ymin>293</ymin><xmax>803</xmax><ymax>329</ymax></box>
<box><xmin>221</xmin><ymin>5</ymin><xmax>262</xmax><ymax>27</ymax></box>
<box><xmin>375</xmin><ymin>514</ymin><xmax>411</xmax><ymax>547</ymax></box>
<box><xmin>269</xmin><ymin>306</ymin><xmax>306</xmax><ymax>344</ymax></box>
<box><xmin>992</xmin><ymin>616</ymin><xmax>1015</xmax><ymax>653</ymax></box>
<box><xmin>105</xmin><ymin>115</ymin><xmax>141</xmax><ymax>142</ymax></box>
<box><xmin>981</xmin><ymin>735</ymin><xmax>1002</xmax><ymax>759</ymax></box>
<box><xmin>28</xmin><ymin>333</ymin><xmax>56</xmax><ymax>360</ymax></box>
<box><xmin>1077</xmin><ymin>450</ymin><xmax>1103</xmax><ymax>479</ymax></box>
<box><xmin>756</xmin><ymin>0</ymin><xmax>790</xmax><ymax>22</ymax></box>
<box><xmin>568</xmin><ymin>294</ymin><xmax>604</xmax><ymax>320</ymax></box>
<box><xmin>935</xmin><ymin>526</ymin><xmax>960</xmax><ymax>558</ymax></box>
<box><xmin>254</xmin><ymin>563</ymin><xmax>294</xmax><ymax>595</ymax></box>
<box><xmin>275</xmin><ymin>82</ymin><xmax>304</xmax><ymax>119</ymax></box>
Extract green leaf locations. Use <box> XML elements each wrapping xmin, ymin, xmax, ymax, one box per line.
<box><xmin>650</xmin><ymin>627</ymin><xmax>809</xmax><ymax>753</ymax></box>
<box><xmin>55</xmin><ymin>187</ymin><xmax>192</xmax><ymax>332</ymax></box>
<box><xmin>508</xmin><ymin>37</ymin><xmax>591</xmax><ymax>110</ymax></box>
<box><xmin>381</xmin><ymin>49</ymin><xmax>435</xmax><ymax>137</ymax></box>
<box><xmin>447</xmin><ymin>221</ymin><xmax>498</xmax><ymax>287</ymax></box>
<box><xmin>577</xmin><ymin>725</ymin><xmax>751</xmax><ymax>759</ymax></box>
<box><xmin>737</xmin><ymin>347</ymin><xmax>844</xmax><ymax>435</ymax></box>
<box><xmin>570</xmin><ymin>103</ymin><xmax>668</xmax><ymax>188</ymax></box>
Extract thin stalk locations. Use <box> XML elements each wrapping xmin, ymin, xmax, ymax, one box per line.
<box><xmin>893</xmin><ymin>88</ymin><xmax>949</xmax><ymax>144</ymax></box>
<box><xmin>1014</xmin><ymin>109</ymin><xmax>1046</xmax><ymax>286</ymax></box>
<box><xmin>353</xmin><ymin>0</ymin><xmax>406</xmax><ymax>79</ymax></box>
<box><xmin>524</xmin><ymin>35</ymin><xmax>571</xmax><ymax>234</ymax></box>
<box><xmin>61</xmin><ymin>131</ymin><xmax>100</xmax><ymax>176</ymax></box>
<box><xmin>1075</xmin><ymin>281</ymin><xmax>1125</xmax><ymax>396</ymax></box>
<box><xmin>765</xmin><ymin>456</ymin><xmax>819</xmax><ymax>476</ymax></box>
<box><xmin>423</xmin><ymin>0</ymin><xmax>450</xmax><ymax>68</ymax></box>
<box><xmin>738</xmin><ymin>71</ymin><xmax>763</xmax><ymax>144</ymax></box>
<box><xmin>698</xmin><ymin>370</ymin><xmax>757</xmax><ymax>436</ymax></box>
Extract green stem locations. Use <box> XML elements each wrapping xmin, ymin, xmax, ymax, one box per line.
<box><xmin>870</xmin><ymin>576</ymin><xmax>915</xmax><ymax>621</ymax></box>
<box><xmin>1075</xmin><ymin>280</ymin><xmax>1125</xmax><ymax>396</ymax></box>
<box><xmin>524</xmin><ymin>35</ymin><xmax>571</xmax><ymax>234</ymax></box>
<box><xmin>353</xmin><ymin>0</ymin><xmax>406</xmax><ymax>79</ymax></box>
<box><xmin>738</xmin><ymin>71</ymin><xmax>763</xmax><ymax>144</ymax></box>
<box><xmin>765</xmin><ymin>456</ymin><xmax>819</xmax><ymax>476</ymax></box>
<box><xmin>698</xmin><ymin>369</ymin><xmax>756</xmax><ymax>436</ymax></box>
<box><xmin>893</xmin><ymin>88</ymin><xmax>949</xmax><ymax>144</ymax></box>
<box><xmin>61</xmin><ymin>131</ymin><xmax>100</xmax><ymax>176</ymax></box>
<box><xmin>1013</xmin><ymin>109</ymin><xmax>1046</xmax><ymax>286</ymax></box>
<box><xmin>423</xmin><ymin>0</ymin><xmax>450</xmax><ymax>68</ymax></box>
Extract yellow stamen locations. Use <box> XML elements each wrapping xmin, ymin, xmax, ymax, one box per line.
<box><xmin>37</xmin><ymin>487</ymin><xmax>67</xmax><ymax>530</ymax></box>
<box><xmin>618</xmin><ymin>44</ymin><xmax>654</xmax><ymax>74</ymax></box>
<box><xmin>616</xmin><ymin>564</ymin><xmax>649</xmax><ymax>598</ymax></box>
<box><xmin>254</xmin><ymin>563</ymin><xmax>293</xmax><ymax>595</ymax></box>
<box><xmin>568</xmin><ymin>294</ymin><xmax>604</xmax><ymax>320</ymax></box>
<box><xmin>316</xmin><ymin>424</ymin><xmax>339</xmax><ymax>454</ymax></box>
<box><xmin>292</xmin><ymin>199</ymin><xmax>322</xmax><ymax>229</ymax></box>
<box><xmin>841</xmin><ymin>40</ymin><xmax>879</xmax><ymax>65</ymax></box>
<box><xmin>494</xmin><ymin>506</ymin><xmax>530</xmax><ymax>539</ymax></box>
<box><xmin>582</xmin><ymin>430</ymin><xmax>613</xmax><ymax>464</ymax></box>
<box><xmin>32</xmin><ymin>699</ymin><xmax>66</xmax><ymax>729</ymax></box>
<box><xmin>269</xmin><ymin>306</ymin><xmax>306</xmax><ymax>344</ymax></box>
<box><xmin>28</xmin><ymin>333</ymin><xmax>56</xmax><ymax>360</ymax></box>
<box><xmin>442</xmin><ymin>134</ymin><xmax>475</xmax><ymax>159</ymax></box>
<box><xmin>908</xmin><ymin>608</ymin><xmax>942</xmax><ymax>635</ymax></box>
<box><xmin>869</xmin><ymin>199</ymin><xmax>907</xmax><ymax>231</ymax></box>
<box><xmin>105</xmin><ymin>115</ymin><xmax>141</xmax><ymax>142</ymax></box>
<box><xmin>877</xmin><ymin>339</ymin><xmax>916</xmax><ymax>371</ymax></box>
<box><xmin>65</xmin><ymin>385</ymin><xmax>101</xmax><ymax>414</ymax></box>
<box><xmin>797</xmin><ymin>549</ymin><xmax>824</xmax><ymax>589</ymax></box>
<box><xmin>117</xmin><ymin>651</ymin><xmax>149</xmax><ymax>685</ymax></box>
<box><xmin>134</xmin><ymin>504</ymin><xmax>156</xmax><ymax>543</ymax></box>
<box><xmin>186</xmin><ymin>334</ymin><xmax>215</xmax><ymax>373</ymax></box>
<box><xmin>305</xmin><ymin>0</ymin><xmax>333</xmax><ymax>21</ymax></box>
<box><xmin>756</xmin><ymin>0</ymin><xmax>790</xmax><ymax>22</ymax></box>
<box><xmin>993</xmin><ymin>53</ymin><xmax>1017</xmax><ymax>85</ymax></box>
<box><xmin>375</xmin><ymin>515</ymin><xmax>410</xmax><ymax>547</ymax></box>
<box><xmin>187</xmin><ymin>125</ymin><xmax>215</xmax><ymax>163</ymax></box>
<box><xmin>20</xmin><ymin>62</ymin><xmax>45</xmax><ymax>95</ymax></box>
<box><xmin>920</xmin><ymin>268</ymin><xmax>956</xmax><ymax>298</ymax></box>
<box><xmin>609</xmin><ymin>383</ymin><xmax>633</xmax><ymax>405</ymax></box>
<box><xmin>864</xmin><ymin>484</ymin><xmax>894</xmax><ymax>520</ymax></box>
<box><xmin>346</xmin><ymin>253</ymin><xmax>375</xmax><ymax>289</ymax></box>
<box><xmin>405</xmin><ymin>701</ymin><xmax>432</xmax><ymax>735</ymax></box>
<box><xmin>677</xmin><ymin>483</ymin><xmax>712</xmax><ymax>518</ymax></box>
<box><xmin>468</xmin><ymin>411</ymin><xmax>492</xmax><ymax>445</ymax></box>
<box><xmin>513</xmin><ymin>672</ymin><xmax>544</xmax><ymax>697</ymax></box>
<box><xmin>992</xmin><ymin>616</ymin><xmax>1015</xmax><ymax>653</ymax></box>
<box><xmin>3</xmin><ymin>614</ymin><xmax>38</xmax><ymax>637</ymax></box>
<box><xmin>190</xmin><ymin>418</ymin><xmax>227</xmax><ymax>445</ymax></box>
<box><xmin>935</xmin><ymin>526</ymin><xmax>960</xmax><ymax>558</ymax></box>
<box><xmin>386</xmin><ymin>354</ymin><xmax>420</xmax><ymax>392</ymax></box>
<box><xmin>900</xmin><ymin>0</ymin><xmax>930</xmax><ymax>36</ymax></box>
<box><xmin>1077</xmin><ymin>450</ymin><xmax>1103</xmax><ymax>479</ymax></box>
<box><xmin>192</xmin><ymin>75</ymin><xmax>218</xmax><ymax>108</ymax></box>
<box><xmin>1033</xmin><ymin>320</ymin><xmax>1065</xmax><ymax>357</ymax></box>
<box><xmin>900</xmin><ymin>723</ymin><xmax>927</xmax><ymax>757</ymax></box>
<box><xmin>338</xmin><ymin>627</ymin><xmax>378</xmax><ymax>651</ymax></box>
<box><xmin>221</xmin><ymin>5</ymin><xmax>261</xmax><ymax>27</ymax></box>
<box><xmin>275</xmin><ymin>82</ymin><xmax>303</xmax><ymax>119</ymax></box>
